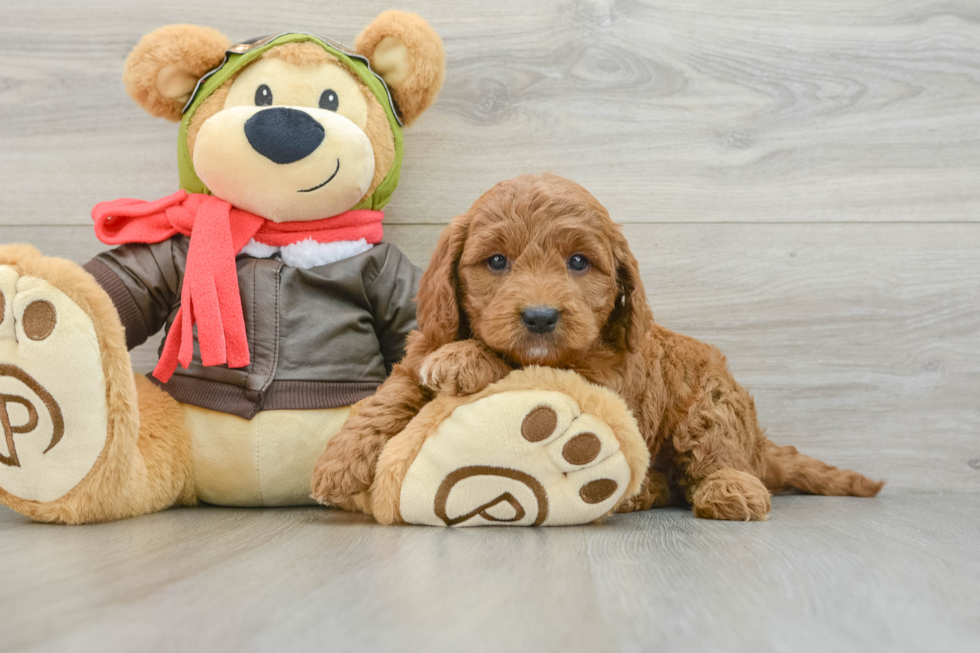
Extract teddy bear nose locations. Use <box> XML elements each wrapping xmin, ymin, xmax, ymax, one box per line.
<box><xmin>244</xmin><ymin>107</ymin><xmax>325</xmax><ymax>164</ymax></box>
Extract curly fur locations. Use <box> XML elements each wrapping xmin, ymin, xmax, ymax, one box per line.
<box><xmin>311</xmin><ymin>174</ymin><xmax>884</xmax><ymax>520</ymax></box>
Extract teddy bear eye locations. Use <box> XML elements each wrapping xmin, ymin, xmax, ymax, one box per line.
<box><xmin>319</xmin><ymin>89</ymin><xmax>339</xmax><ymax>112</ymax></box>
<box><xmin>254</xmin><ymin>84</ymin><xmax>273</xmax><ymax>106</ymax></box>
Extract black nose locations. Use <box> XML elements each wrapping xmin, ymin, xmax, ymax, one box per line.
<box><xmin>522</xmin><ymin>306</ymin><xmax>559</xmax><ymax>334</ymax></box>
<box><xmin>244</xmin><ymin>107</ymin><xmax>325</xmax><ymax>164</ymax></box>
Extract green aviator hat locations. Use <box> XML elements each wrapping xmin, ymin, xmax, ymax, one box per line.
<box><xmin>177</xmin><ymin>32</ymin><xmax>404</xmax><ymax>212</ymax></box>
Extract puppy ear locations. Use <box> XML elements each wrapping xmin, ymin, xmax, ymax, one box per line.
<box><xmin>355</xmin><ymin>11</ymin><xmax>445</xmax><ymax>126</ymax></box>
<box><xmin>603</xmin><ymin>224</ymin><xmax>653</xmax><ymax>352</ymax></box>
<box><xmin>123</xmin><ymin>24</ymin><xmax>230</xmax><ymax>122</ymax></box>
<box><xmin>416</xmin><ymin>216</ymin><xmax>468</xmax><ymax>347</ymax></box>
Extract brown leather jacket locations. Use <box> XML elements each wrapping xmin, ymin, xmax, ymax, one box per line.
<box><xmin>84</xmin><ymin>236</ymin><xmax>420</xmax><ymax>419</ymax></box>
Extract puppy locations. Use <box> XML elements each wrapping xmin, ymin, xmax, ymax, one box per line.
<box><xmin>312</xmin><ymin>173</ymin><xmax>883</xmax><ymax>520</ymax></box>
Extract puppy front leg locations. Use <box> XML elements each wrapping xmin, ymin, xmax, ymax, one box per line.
<box><xmin>615</xmin><ymin>469</ymin><xmax>673</xmax><ymax>513</ymax></box>
<box><xmin>419</xmin><ymin>339</ymin><xmax>514</xmax><ymax>396</ymax></box>
<box><xmin>311</xmin><ymin>367</ymin><xmax>429</xmax><ymax>509</ymax></box>
<box><xmin>674</xmin><ymin>380</ymin><xmax>772</xmax><ymax>521</ymax></box>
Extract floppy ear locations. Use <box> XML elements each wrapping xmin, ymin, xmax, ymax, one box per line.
<box><xmin>355</xmin><ymin>11</ymin><xmax>446</xmax><ymax>126</ymax></box>
<box><xmin>602</xmin><ymin>224</ymin><xmax>654</xmax><ymax>352</ymax></box>
<box><xmin>123</xmin><ymin>24</ymin><xmax>230</xmax><ymax>122</ymax></box>
<box><xmin>416</xmin><ymin>216</ymin><xmax>469</xmax><ymax>347</ymax></box>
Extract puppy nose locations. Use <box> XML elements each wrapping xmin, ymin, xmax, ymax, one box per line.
<box><xmin>522</xmin><ymin>306</ymin><xmax>559</xmax><ymax>334</ymax></box>
<box><xmin>244</xmin><ymin>107</ymin><xmax>325</xmax><ymax>164</ymax></box>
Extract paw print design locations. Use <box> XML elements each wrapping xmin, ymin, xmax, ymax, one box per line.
<box><xmin>0</xmin><ymin>266</ymin><xmax>108</xmax><ymax>503</ymax></box>
<box><xmin>398</xmin><ymin>390</ymin><xmax>635</xmax><ymax>527</ymax></box>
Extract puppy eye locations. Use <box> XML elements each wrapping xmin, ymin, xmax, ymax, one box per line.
<box><xmin>319</xmin><ymin>89</ymin><xmax>339</xmax><ymax>111</ymax></box>
<box><xmin>254</xmin><ymin>84</ymin><xmax>273</xmax><ymax>106</ymax></box>
<box><xmin>487</xmin><ymin>254</ymin><xmax>508</xmax><ymax>272</ymax></box>
<box><xmin>568</xmin><ymin>254</ymin><xmax>590</xmax><ymax>272</ymax></box>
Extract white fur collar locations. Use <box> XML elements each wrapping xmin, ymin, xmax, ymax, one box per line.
<box><xmin>239</xmin><ymin>238</ymin><xmax>374</xmax><ymax>269</ymax></box>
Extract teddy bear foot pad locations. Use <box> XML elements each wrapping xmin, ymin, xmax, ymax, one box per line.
<box><xmin>371</xmin><ymin>369</ymin><xmax>650</xmax><ymax>527</ymax></box>
<box><xmin>0</xmin><ymin>266</ymin><xmax>109</xmax><ymax>504</ymax></box>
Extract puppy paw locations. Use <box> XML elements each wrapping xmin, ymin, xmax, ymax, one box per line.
<box><xmin>397</xmin><ymin>390</ymin><xmax>636</xmax><ymax>526</ymax></box>
<box><xmin>310</xmin><ymin>447</ymin><xmax>372</xmax><ymax>510</ymax></box>
<box><xmin>418</xmin><ymin>340</ymin><xmax>511</xmax><ymax>396</ymax></box>
<box><xmin>616</xmin><ymin>469</ymin><xmax>672</xmax><ymax>512</ymax></box>
<box><xmin>691</xmin><ymin>469</ymin><xmax>771</xmax><ymax>521</ymax></box>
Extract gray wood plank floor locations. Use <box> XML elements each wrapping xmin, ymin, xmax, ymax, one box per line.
<box><xmin>2</xmin><ymin>496</ymin><xmax>978</xmax><ymax>653</ymax></box>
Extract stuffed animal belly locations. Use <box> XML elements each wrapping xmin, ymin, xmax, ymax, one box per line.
<box><xmin>182</xmin><ymin>406</ymin><xmax>351</xmax><ymax>506</ymax></box>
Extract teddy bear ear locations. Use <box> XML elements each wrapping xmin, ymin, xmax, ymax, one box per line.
<box><xmin>123</xmin><ymin>24</ymin><xmax>230</xmax><ymax>122</ymax></box>
<box><xmin>355</xmin><ymin>11</ymin><xmax>446</xmax><ymax>126</ymax></box>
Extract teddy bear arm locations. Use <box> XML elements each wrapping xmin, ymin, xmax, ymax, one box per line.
<box><xmin>82</xmin><ymin>239</ymin><xmax>183</xmax><ymax>350</ymax></box>
<box><xmin>365</xmin><ymin>245</ymin><xmax>423</xmax><ymax>373</ymax></box>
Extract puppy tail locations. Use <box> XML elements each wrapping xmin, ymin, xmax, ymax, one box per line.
<box><xmin>762</xmin><ymin>440</ymin><xmax>884</xmax><ymax>497</ymax></box>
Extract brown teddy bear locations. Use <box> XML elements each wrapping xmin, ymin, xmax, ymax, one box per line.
<box><xmin>0</xmin><ymin>12</ymin><xmax>448</xmax><ymax>522</ymax></box>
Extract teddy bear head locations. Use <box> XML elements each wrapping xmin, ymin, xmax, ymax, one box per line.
<box><xmin>122</xmin><ymin>11</ymin><xmax>444</xmax><ymax>222</ymax></box>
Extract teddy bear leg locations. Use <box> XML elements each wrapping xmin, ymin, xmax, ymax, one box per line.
<box><xmin>370</xmin><ymin>368</ymin><xmax>651</xmax><ymax>527</ymax></box>
<box><xmin>0</xmin><ymin>246</ymin><xmax>194</xmax><ymax>524</ymax></box>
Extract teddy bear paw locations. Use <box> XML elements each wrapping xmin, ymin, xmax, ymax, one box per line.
<box><xmin>0</xmin><ymin>265</ymin><xmax>109</xmax><ymax>505</ymax></box>
<box><xmin>395</xmin><ymin>390</ymin><xmax>636</xmax><ymax>526</ymax></box>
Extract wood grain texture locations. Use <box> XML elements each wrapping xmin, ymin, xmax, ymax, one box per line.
<box><xmin>1</xmin><ymin>496</ymin><xmax>978</xmax><ymax>652</ymax></box>
<box><xmin>0</xmin><ymin>0</ymin><xmax>978</xmax><ymax>226</ymax></box>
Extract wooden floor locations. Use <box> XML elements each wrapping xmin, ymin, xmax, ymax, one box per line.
<box><xmin>1</xmin><ymin>0</ymin><xmax>979</xmax><ymax>650</ymax></box>
<box><xmin>2</xmin><ymin>496</ymin><xmax>978</xmax><ymax>652</ymax></box>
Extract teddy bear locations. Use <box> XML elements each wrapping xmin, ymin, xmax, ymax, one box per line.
<box><xmin>0</xmin><ymin>12</ymin><xmax>448</xmax><ymax>523</ymax></box>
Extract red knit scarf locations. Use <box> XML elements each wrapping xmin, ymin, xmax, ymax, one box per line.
<box><xmin>92</xmin><ymin>190</ymin><xmax>384</xmax><ymax>382</ymax></box>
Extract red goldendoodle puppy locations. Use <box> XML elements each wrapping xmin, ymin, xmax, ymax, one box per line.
<box><xmin>312</xmin><ymin>173</ymin><xmax>883</xmax><ymax>520</ymax></box>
